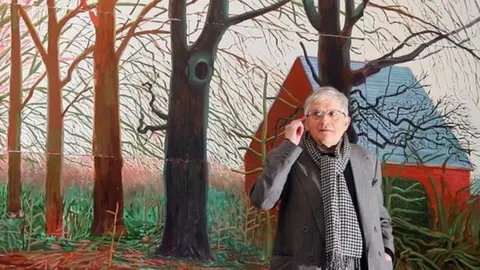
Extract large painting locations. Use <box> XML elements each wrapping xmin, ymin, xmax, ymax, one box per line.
<box><xmin>0</xmin><ymin>0</ymin><xmax>479</xmax><ymax>268</ymax></box>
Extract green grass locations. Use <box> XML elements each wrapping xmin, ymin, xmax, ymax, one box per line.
<box><xmin>390</xmin><ymin>177</ymin><xmax>480</xmax><ymax>270</ymax></box>
<box><xmin>3</xmin><ymin>177</ymin><xmax>475</xmax><ymax>269</ymax></box>
<box><xmin>383</xmin><ymin>176</ymin><xmax>430</xmax><ymax>228</ymax></box>
<box><xmin>0</xmin><ymin>183</ymin><xmax>266</xmax><ymax>267</ymax></box>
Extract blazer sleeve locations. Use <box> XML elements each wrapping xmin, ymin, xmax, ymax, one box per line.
<box><xmin>249</xmin><ymin>139</ymin><xmax>303</xmax><ymax>210</ymax></box>
<box><xmin>374</xmin><ymin>157</ymin><xmax>395</xmax><ymax>261</ymax></box>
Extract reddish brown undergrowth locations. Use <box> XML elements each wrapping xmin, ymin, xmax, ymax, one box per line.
<box><xmin>0</xmin><ymin>249</ymin><xmax>190</xmax><ymax>269</ymax></box>
<box><xmin>0</xmin><ymin>249</ymin><xmax>269</xmax><ymax>269</ymax></box>
<box><xmin>0</xmin><ymin>249</ymin><xmax>113</xmax><ymax>269</ymax></box>
<box><xmin>0</xmin><ymin>154</ymin><xmax>244</xmax><ymax>192</ymax></box>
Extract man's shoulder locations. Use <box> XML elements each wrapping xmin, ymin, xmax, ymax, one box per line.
<box><xmin>349</xmin><ymin>143</ymin><xmax>377</xmax><ymax>160</ymax></box>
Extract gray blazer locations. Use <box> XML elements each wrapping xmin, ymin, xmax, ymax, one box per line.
<box><xmin>250</xmin><ymin>139</ymin><xmax>395</xmax><ymax>270</ymax></box>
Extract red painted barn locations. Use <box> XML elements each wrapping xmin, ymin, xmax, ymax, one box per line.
<box><xmin>244</xmin><ymin>56</ymin><xmax>473</xmax><ymax>215</ymax></box>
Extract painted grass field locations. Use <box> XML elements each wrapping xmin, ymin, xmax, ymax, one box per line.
<box><xmin>0</xmin><ymin>156</ymin><xmax>479</xmax><ymax>269</ymax></box>
<box><xmin>0</xmin><ymin>157</ymin><xmax>269</xmax><ymax>268</ymax></box>
<box><xmin>0</xmin><ymin>183</ymin><xmax>270</xmax><ymax>269</ymax></box>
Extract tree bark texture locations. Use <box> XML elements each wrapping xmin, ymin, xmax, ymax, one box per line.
<box><xmin>157</xmin><ymin>0</ymin><xmax>291</xmax><ymax>260</ymax></box>
<box><xmin>45</xmin><ymin>0</ymin><xmax>63</xmax><ymax>236</ymax></box>
<box><xmin>156</xmin><ymin>34</ymin><xmax>219</xmax><ymax>263</ymax></box>
<box><xmin>7</xmin><ymin>0</ymin><xmax>23</xmax><ymax>217</ymax></box>
<box><xmin>91</xmin><ymin>0</ymin><xmax>125</xmax><ymax>236</ymax></box>
<box><xmin>156</xmin><ymin>2</ymin><xmax>227</xmax><ymax>260</ymax></box>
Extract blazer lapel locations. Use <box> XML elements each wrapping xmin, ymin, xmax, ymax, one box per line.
<box><xmin>349</xmin><ymin>145</ymin><xmax>373</xmax><ymax>238</ymax></box>
<box><xmin>295</xmin><ymin>145</ymin><xmax>325</xmax><ymax>240</ymax></box>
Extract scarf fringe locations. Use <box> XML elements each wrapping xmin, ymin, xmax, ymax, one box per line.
<box><xmin>325</xmin><ymin>251</ymin><xmax>362</xmax><ymax>270</ymax></box>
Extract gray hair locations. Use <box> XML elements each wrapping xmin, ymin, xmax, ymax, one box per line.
<box><xmin>304</xmin><ymin>86</ymin><xmax>349</xmax><ymax>116</ymax></box>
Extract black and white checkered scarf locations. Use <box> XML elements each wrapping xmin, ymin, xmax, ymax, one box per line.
<box><xmin>303</xmin><ymin>132</ymin><xmax>363</xmax><ymax>270</ymax></box>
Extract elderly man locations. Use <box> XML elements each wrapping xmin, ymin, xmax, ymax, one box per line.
<box><xmin>249</xmin><ymin>86</ymin><xmax>394</xmax><ymax>270</ymax></box>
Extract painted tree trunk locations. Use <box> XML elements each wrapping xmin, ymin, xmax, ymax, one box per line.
<box><xmin>156</xmin><ymin>25</ymin><xmax>221</xmax><ymax>260</ymax></box>
<box><xmin>7</xmin><ymin>0</ymin><xmax>22</xmax><ymax>217</ymax></box>
<box><xmin>316</xmin><ymin>1</ymin><xmax>357</xmax><ymax>142</ymax></box>
<box><xmin>91</xmin><ymin>0</ymin><xmax>125</xmax><ymax>236</ymax></box>
<box><xmin>317</xmin><ymin>38</ymin><xmax>357</xmax><ymax>142</ymax></box>
<box><xmin>156</xmin><ymin>0</ymin><xmax>288</xmax><ymax>260</ymax></box>
<box><xmin>317</xmin><ymin>38</ymin><xmax>351</xmax><ymax>93</ymax></box>
<box><xmin>45</xmin><ymin>23</ymin><xmax>63</xmax><ymax>236</ymax></box>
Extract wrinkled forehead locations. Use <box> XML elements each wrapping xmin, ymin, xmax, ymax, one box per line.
<box><xmin>308</xmin><ymin>98</ymin><xmax>344</xmax><ymax>112</ymax></box>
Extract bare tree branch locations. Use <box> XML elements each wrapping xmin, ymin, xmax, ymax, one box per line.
<box><xmin>228</xmin><ymin>0</ymin><xmax>291</xmax><ymax>26</ymax></box>
<box><xmin>352</xmin><ymin>16</ymin><xmax>480</xmax><ymax>86</ymax></box>
<box><xmin>367</xmin><ymin>1</ymin><xmax>440</xmax><ymax>30</ymax></box>
<box><xmin>300</xmin><ymin>41</ymin><xmax>321</xmax><ymax>86</ymax></box>
<box><xmin>21</xmin><ymin>72</ymin><xmax>46</xmax><ymax>110</ymax></box>
<box><xmin>61</xmin><ymin>47</ymin><xmax>94</xmax><ymax>88</ymax></box>
<box><xmin>205</xmin><ymin>0</ymin><xmax>229</xmax><ymax>24</ymax></box>
<box><xmin>301</xmin><ymin>0</ymin><xmax>321</xmax><ymax>31</ymax></box>
<box><xmin>18</xmin><ymin>6</ymin><xmax>47</xmax><ymax>61</ymax></box>
<box><xmin>137</xmin><ymin>114</ymin><xmax>167</xmax><ymax>134</ymax></box>
<box><xmin>58</xmin><ymin>2</ymin><xmax>98</xmax><ymax>29</ymax></box>
<box><xmin>143</xmin><ymin>82</ymin><xmax>168</xmax><ymax>120</ymax></box>
<box><xmin>342</xmin><ymin>0</ymin><xmax>368</xmax><ymax>36</ymax></box>
<box><xmin>116</xmin><ymin>0</ymin><xmax>164</xmax><ymax>57</ymax></box>
<box><xmin>351</xmin><ymin>74</ymin><xmax>478</xmax><ymax>161</ymax></box>
<box><xmin>136</xmin><ymin>82</ymin><xmax>168</xmax><ymax>134</ymax></box>
<box><xmin>62</xmin><ymin>86</ymin><xmax>92</xmax><ymax>118</ymax></box>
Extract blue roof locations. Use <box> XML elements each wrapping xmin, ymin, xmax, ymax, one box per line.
<box><xmin>299</xmin><ymin>56</ymin><xmax>472</xmax><ymax>170</ymax></box>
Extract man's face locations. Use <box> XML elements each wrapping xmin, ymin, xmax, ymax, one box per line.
<box><xmin>305</xmin><ymin>97</ymin><xmax>350</xmax><ymax>148</ymax></box>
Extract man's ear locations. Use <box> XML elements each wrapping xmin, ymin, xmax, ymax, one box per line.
<box><xmin>344</xmin><ymin>116</ymin><xmax>351</xmax><ymax>129</ymax></box>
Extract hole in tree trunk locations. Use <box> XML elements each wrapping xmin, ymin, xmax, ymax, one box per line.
<box><xmin>195</xmin><ymin>62</ymin><xmax>209</xmax><ymax>80</ymax></box>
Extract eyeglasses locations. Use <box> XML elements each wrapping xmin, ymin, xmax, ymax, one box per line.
<box><xmin>306</xmin><ymin>110</ymin><xmax>346</xmax><ymax>121</ymax></box>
